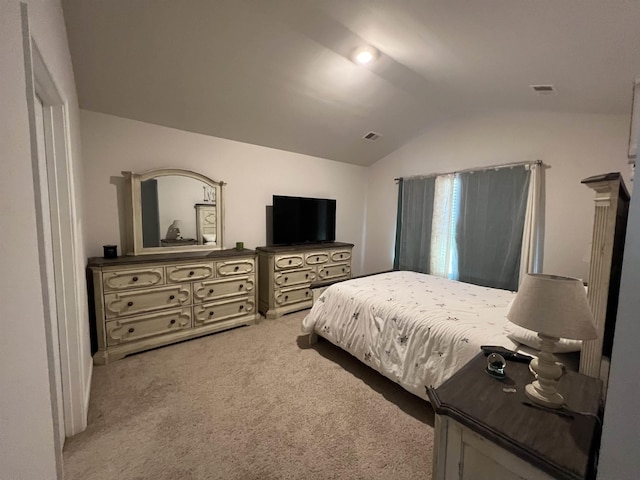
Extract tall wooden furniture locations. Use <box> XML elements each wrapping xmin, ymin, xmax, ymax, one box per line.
<box><xmin>428</xmin><ymin>354</ymin><xmax>602</xmax><ymax>480</ymax></box>
<box><xmin>256</xmin><ymin>242</ymin><xmax>353</xmax><ymax>319</ymax></box>
<box><xmin>89</xmin><ymin>249</ymin><xmax>258</xmax><ymax>364</ymax></box>
<box><xmin>195</xmin><ymin>203</ymin><xmax>217</xmax><ymax>244</ymax></box>
<box><xmin>580</xmin><ymin>173</ymin><xmax>630</xmax><ymax>379</ymax></box>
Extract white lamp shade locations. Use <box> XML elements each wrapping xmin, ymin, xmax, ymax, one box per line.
<box><xmin>507</xmin><ymin>274</ymin><xmax>597</xmax><ymax>340</ymax></box>
<box><xmin>170</xmin><ymin>220</ymin><xmax>183</xmax><ymax>230</ymax></box>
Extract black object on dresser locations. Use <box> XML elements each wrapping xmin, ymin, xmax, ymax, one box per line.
<box><xmin>428</xmin><ymin>353</ymin><xmax>602</xmax><ymax>480</ymax></box>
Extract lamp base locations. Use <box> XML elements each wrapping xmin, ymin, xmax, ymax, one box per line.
<box><xmin>525</xmin><ymin>382</ymin><xmax>564</xmax><ymax>408</ymax></box>
<box><xmin>525</xmin><ymin>333</ymin><xmax>565</xmax><ymax>409</ymax></box>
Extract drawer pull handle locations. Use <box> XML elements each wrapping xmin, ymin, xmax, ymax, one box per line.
<box><xmin>132</xmin><ymin>276</ymin><xmax>138</xmax><ymax>282</ymax></box>
<box><xmin>188</xmin><ymin>271</ymin><xmax>194</xmax><ymax>276</ymax></box>
<box><xmin>169</xmin><ymin>295</ymin><xmax>175</xmax><ymax>300</ymax></box>
<box><xmin>284</xmin><ymin>277</ymin><xmax>288</xmax><ymax>282</ymax></box>
<box><xmin>288</xmin><ymin>260</ymin><xmax>292</xmax><ymax>264</ymax></box>
<box><xmin>127</xmin><ymin>301</ymin><xmax>133</xmax><ymax>307</ymax></box>
<box><xmin>305</xmin><ymin>274</ymin><xmax>309</xmax><ymax>279</ymax></box>
<box><xmin>305</xmin><ymin>291</ymin><xmax>309</xmax><ymax>296</ymax></box>
<box><xmin>128</xmin><ymin>327</ymin><xmax>135</xmax><ymax>333</ymax></box>
<box><xmin>239</xmin><ymin>284</ymin><xmax>244</xmax><ymax>290</ymax></box>
<box><xmin>316</xmin><ymin>257</ymin><xmax>319</xmax><ymax>261</ymax></box>
<box><xmin>285</xmin><ymin>295</ymin><xmax>289</xmax><ymax>301</ymax></box>
<box><xmin>209</xmin><ymin>311</ymin><xmax>214</xmax><ymax>316</ymax></box>
<box><xmin>209</xmin><ymin>289</ymin><xmax>214</xmax><ymax>294</ymax></box>
<box><xmin>342</xmin><ymin>268</ymin><xmax>345</xmax><ymax>272</ymax></box>
<box><xmin>239</xmin><ymin>305</ymin><xmax>244</xmax><ymax>310</ymax></box>
<box><xmin>234</xmin><ymin>266</ymin><xmax>239</xmax><ymax>271</ymax></box>
<box><xmin>170</xmin><ymin>319</ymin><xmax>176</xmax><ymax>325</ymax></box>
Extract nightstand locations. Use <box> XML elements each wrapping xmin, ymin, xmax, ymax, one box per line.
<box><xmin>427</xmin><ymin>353</ymin><xmax>602</xmax><ymax>480</ymax></box>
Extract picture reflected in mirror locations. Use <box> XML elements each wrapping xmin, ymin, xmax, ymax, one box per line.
<box><xmin>140</xmin><ymin>175</ymin><xmax>217</xmax><ymax>248</ymax></box>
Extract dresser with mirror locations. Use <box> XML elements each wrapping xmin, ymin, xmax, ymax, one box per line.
<box><xmin>88</xmin><ymin>168</ymin><xmax>259</xmax><ymax>365</ymax></box>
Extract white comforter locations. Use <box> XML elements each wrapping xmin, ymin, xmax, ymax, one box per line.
<box><xmin>302</xmin><ymin>271</ymin><xmax>520</xmax><ymax>400</ymax></box>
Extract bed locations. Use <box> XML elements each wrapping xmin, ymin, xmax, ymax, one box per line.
<box><xmin>302</xmin><ymin>172</ymin><xmax>628</xmax><ymax>402</ymax></box>
<box><xmin>302</xmin><ymin>271</ymin><xmax>529</xmax><ymax>400</ymax></box>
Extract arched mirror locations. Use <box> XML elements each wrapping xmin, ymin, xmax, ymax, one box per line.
<box><xmin>123</xmin><ymin>168</ymin><xmax>225</xmax><ymax>255</ymax></box>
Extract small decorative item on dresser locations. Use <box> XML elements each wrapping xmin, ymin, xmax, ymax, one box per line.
<box><xmin>103</xmin><ymin>245</ymin><xmax>117</xmax><ymax>259</ymax></box>
<box><xmin>485</xmin><ymin>353</ymin><xmax>506</xmax><ymax>378</ymax></box>
<box><xmin>236</xmin><ymin>241</ymin><xmax>244</xmax><ymax>251</ymax></box>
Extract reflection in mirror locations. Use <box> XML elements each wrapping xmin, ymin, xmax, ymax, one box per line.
<box><xmin>124</xmin><ymin>168</ymin><xmax>224</xmax><ymax>255</ymax></box>
<box><xmin>140</xmin><ymin>176</ymin><xmax>215</xmax><ymax>248</ymax></box>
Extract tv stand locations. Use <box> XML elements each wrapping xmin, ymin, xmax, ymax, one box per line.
<box><xmin>256</xmin><ymin>242</ymin><xmax>354</xmax><ymax>319</ymax></box>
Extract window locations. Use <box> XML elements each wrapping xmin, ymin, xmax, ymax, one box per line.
<box><xmin>395</xmin><ymin>163</ymin><xmax>539</xmax><ymax>291</ymax></box>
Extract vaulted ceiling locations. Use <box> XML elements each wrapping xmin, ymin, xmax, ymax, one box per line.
<box><xmin>62</xmin><ymin>0</ymin><xmax>640</xmax><ymax>166</ymax></box>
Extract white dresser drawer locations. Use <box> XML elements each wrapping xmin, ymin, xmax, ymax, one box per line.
<box><xmin>193</xmin><ymin>276</ymin><xmax>254</xmax><ymax>303</ymax></box>
<box><xmin>275</xmin><ymin>285</ymin><xmax>312</xmax><ymax>306</ymax></box>
<box><xmin>193</xmin><ymin>297</ymin><xmax>256</xmax><ymax>326</ymax></box>
<box><xmin>106</xmin><ymin>308</ymin><xmax>191</xmax><ymax>346</ymax></box>
<box><xmin>274</xmin><ymin>254</ymin><xmax>304</xmax><ymax>270</ymax></box>
<box><xmin>166</xmin><ymin>263</ymin><xmax>214</xmax><ymax>283</ymax></box>
<box><xmin>318</xmin><ymin>263</ymin><xmax>350</xmax><ymax>282</ymax></box>
<box><xmin>330</xmin><ymin>250</ymin><xmax>352</xmax><ymax>262</ymax></box>
<box><xmin>216</xmin><ymin>258</ymin><xmax>255</xmax><ymax>276</ymax></box>
<box><xmin>305</xmin><ymin>252</ymin><xmax>329</xmax><ymax>265</ymax></box>
<box><xmin>103</xmin><ymin>266</ymin><xmax>165</xmax><ymax>291</ymax></box>
<box><xmin>104</xmin><ymin>284</ymin><xmax>191</xmax><ymax>319</ymax></box>
<box><xmin>274</xmin><ymin>268</ymin><xmax>315</xmax><ymax>287</ymax></box>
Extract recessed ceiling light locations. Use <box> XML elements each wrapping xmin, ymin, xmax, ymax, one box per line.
<box><xmin>352</xmin><ymin>46</ymin><xmax>378</xmax><ymax>65</ymax></box>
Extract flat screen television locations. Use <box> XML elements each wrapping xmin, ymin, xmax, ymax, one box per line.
<box><xmin>272</xmin><ymin>195</ymin><xmax>336</xmax><ymax>245</ymax></box>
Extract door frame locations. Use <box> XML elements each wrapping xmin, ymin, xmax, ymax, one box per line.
<box><xmin>22</xmin><ymin>4</ymin><xmax>90</xmax><ymax>448</ymax></box>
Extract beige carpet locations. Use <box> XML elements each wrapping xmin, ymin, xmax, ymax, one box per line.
<box><xmin>64</xmin><ymin>310</ymin><xmax>435</xmax><ymax>479</ymax></box>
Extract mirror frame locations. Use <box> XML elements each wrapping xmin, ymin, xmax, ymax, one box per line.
<box><xmin>122</xmin><ymin>168</ymin><xmax>225</xmax><ymax>255</ymax></box>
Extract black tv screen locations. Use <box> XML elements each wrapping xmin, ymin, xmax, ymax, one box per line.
<box><xmin>272</xmin><ymin>195</ymin><xmax>336</xmax><ymax>245</ymax></box>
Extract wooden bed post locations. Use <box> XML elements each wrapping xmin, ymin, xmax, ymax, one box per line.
<box><xmin>579</xmin><ymin>173</ymin><xmax>630</xmax><ymax>379</ymax></box>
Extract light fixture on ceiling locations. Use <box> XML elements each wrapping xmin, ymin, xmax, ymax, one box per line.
<box><xmin>352</xmin><ymin>46</ymin><xmax>378</xmax><ymax>65</ymax></box>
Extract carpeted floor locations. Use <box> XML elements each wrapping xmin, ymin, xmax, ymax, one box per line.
<box><xmin>63</xmin><ymin>310</ymin><xmax>435</xmax><ymax>479</ymax></box>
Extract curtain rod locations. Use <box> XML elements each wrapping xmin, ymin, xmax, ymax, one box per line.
<box><xmin>394</xmin><ymin>160</ymin><xmax>544</xmax><ymax>182</ymax></box>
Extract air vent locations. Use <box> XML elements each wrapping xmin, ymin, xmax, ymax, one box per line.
<box><xmin>362</xmin><ymin>131</ymin><xmax>381</xmax><ymax>141</ymax></box>
<box><xmin>530</xmin><ymin>85</ymin><xmax>557</xmax><ymax>95</ymax></box>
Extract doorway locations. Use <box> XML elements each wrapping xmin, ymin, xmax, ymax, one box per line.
<box><xmin>23</xmin><ymin>15</ymin><xmax>91</xmax><ymax>448</ymax></box>
<box><xmin>33</xmin><ymin>92</ymin><xmax>66</xmax><ymax>447</ymax></box>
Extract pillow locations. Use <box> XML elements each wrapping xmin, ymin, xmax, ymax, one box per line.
<box><xmin>505</xmin><ymin>323</ymin><xmax>583</xmax><ymax>353</ymax></box>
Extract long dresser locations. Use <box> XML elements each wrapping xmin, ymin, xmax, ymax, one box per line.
<box><xmin>256</xmin><ymin>242</ymin><xmax>354</xmax><ymax>319</ymax></box>
<box><xmin>88</xmin><ymin>249</ymin><xmax>259</xmax><ymax>364</ymax></box>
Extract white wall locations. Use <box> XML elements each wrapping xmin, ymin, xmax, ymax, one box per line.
<box><xmin>363</xmin><ymin>111</ymin><xmax>632</xmax><ymax>280</ymax></box>
<box><xmin>80</xmin><ymin>110</ymin><xmax>369</xmax><ymax>274</ymax></box>
<box><xmin>597</xmin><ymin>169</ymin><xmax>640</xmax><ymax>477</ymax></box>
<box><xmin>0</xmin><ymin>0</ymin><xmax>90</xmax><ymax>478</ymax></box>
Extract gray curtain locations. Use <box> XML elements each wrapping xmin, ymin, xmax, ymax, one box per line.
<box><xmin>393</xmin><ymin>176</ymin><xmax>436</xmax><ymax>273</ymax></box>
<box><xmin>456</xmin><ymin>166</ymin><xmax>530</xmax><ymax>291</ymax></box>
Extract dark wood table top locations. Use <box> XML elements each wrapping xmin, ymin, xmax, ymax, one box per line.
<box><xmin>88</xmin><ymin>248</ymin><xmax>256</xmax><ymax>267</ymax></box>
<box><xmin>255</xmin><ymin>242</ymin><xmax>354</xmax><ymax>253</ymax></box>
<box><xmin>428</xmin><ymin>353</ymin><xmax>602</xmax><ymax>480</ymax></box>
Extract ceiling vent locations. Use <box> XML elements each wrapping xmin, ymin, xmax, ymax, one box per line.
<box><xmin>362</xmin><ymin>131</ymin><xmax>381</xmax><ymax>141</ymax></box>
<box><xmin>530</xmin><ymin>84</ymin><xmax>557</xmax><ymax>95</ymax></box>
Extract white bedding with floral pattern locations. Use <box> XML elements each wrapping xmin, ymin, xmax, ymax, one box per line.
<box><xmin>301</xmin><ymin>271</ymin><xmax>520</xmax><ymax>400</ymax></box>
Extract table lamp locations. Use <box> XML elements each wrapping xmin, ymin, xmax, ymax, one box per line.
<box><xmin>507</xmin><ymin>274</ymin><xmax>597</xmax><ymax>408</ymax></box>
<box><xmin>166</xmin><ymin>220</ymin><xmax>183</xmax><ymax>240</ymax></box>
